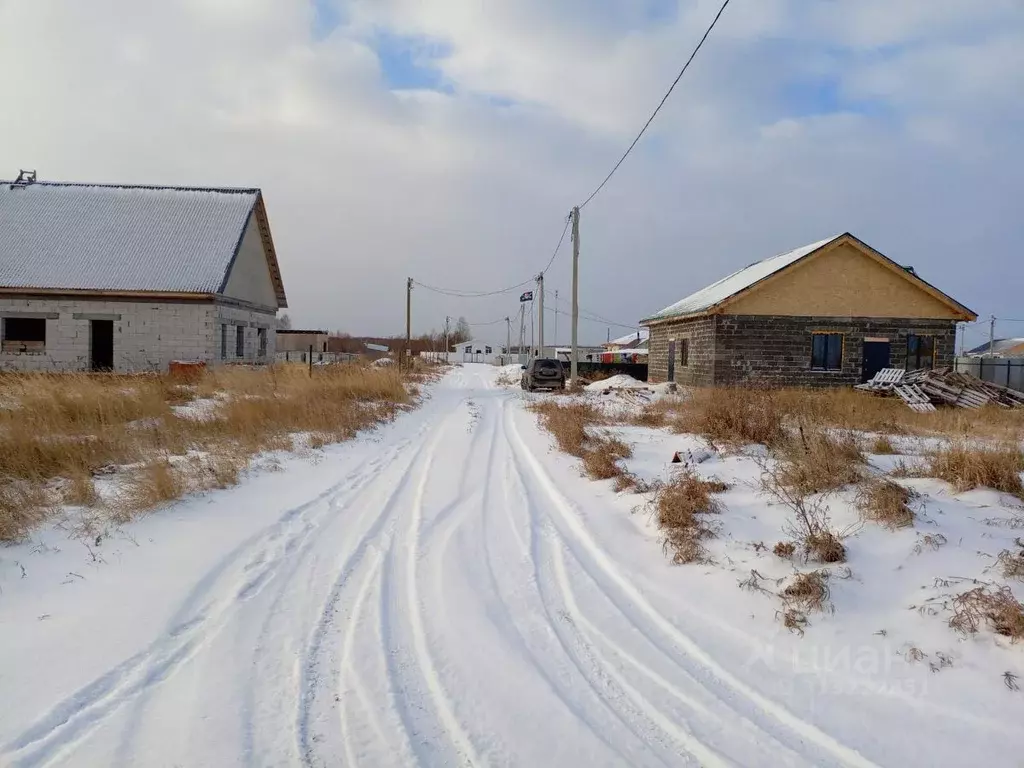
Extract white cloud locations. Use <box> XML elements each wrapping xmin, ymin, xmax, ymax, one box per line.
<box><xmin>0</xmin><ymin>0</ymin><xmax>1021</xmax><ymax>339</ymax></box>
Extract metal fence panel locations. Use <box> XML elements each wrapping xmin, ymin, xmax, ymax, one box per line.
<box><xmin>954</xmin><ymin>357</ymin><xmax>1024</xmax><ymax>392</ymax></box>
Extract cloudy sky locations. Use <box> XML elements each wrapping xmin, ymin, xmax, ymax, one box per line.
<box><xmin>1</xmin><ymin>0</ymin><xmax>1021</xmax><ymax>348</ymax></box>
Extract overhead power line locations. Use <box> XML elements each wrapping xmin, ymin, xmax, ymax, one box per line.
<box><xmin>467</xmin><ymin>317</ymin><xmax>508</xmax><ymax>327</ymax></box>
<box><xmin>541</xmin><ymin>214</ymin><xmax>572</xmax><ymax>275</ymax></box>
<box><xmin>577</xmin><ymin>0</ymin><xmax>733</xmax><ymax>210</ymax></box>
<box><xmin>413</xmin><ymin>278</ymin><xmax>534</xmax><ymax>298</ymax></box>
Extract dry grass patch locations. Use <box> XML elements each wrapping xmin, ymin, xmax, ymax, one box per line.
<box><xmin>782</xmin><ymin>570</ymin><xmax>832</xmax><ymax>613</ymax></box>
<box><xmin>925</xmin><ymin>442</ymin><xmax>1024</xmax><ymax>498</ymax></box>
<box><xmin>673</xmin><ymin>388</ymin><xmax>785</xmax><ymax>447</ymax></box>
<box><xmin>62</xmin><ymin>468</ymin><xmax>99</xmax><ymax>507</ymax></box>
<box><xmin>997</xmin><ymin>540</ymin><xmax>1024</xmax><ymax>581</ymax></box>
<box><xmin>773</xmin><ymin>541</ymin><xmax>796</xmax><ymax>558</ymax></box>
<box><xmin>774</xmin><ymin>387</ymin><xmax>1024</xmax><ymax>440</ymax></box>
<box><xmin>652</xmin><ymin>470</ymin><xmax>726</xmax><ymax>564</ymax></box>
<box><xmin>775</xmin><ymin>426</ymin><xmax>865</xmax><ymax>496</ymax></box>
<box><xmin>949</xmin><ymin>585</ymin><xmax>1024</xmax><ymax>641</ymax></box>
<box><xmin>531</xmin><ymin>401</ymin><xmax>635</xmax><ymax>483</ymax></box>
<box><xmin>113</xmin><ymin>460</ymin><xmax>186</xmax><ymax>522</ymax></box>
<box><xmin>759</xmin><ymin>460</ymin><xmax>848</xmax><ymax>564</ymax></box>
<box><xmin>858</xmin><ymin>479</ymin><xmax>916</xmax><ymax>529</ymax></box>
<box><xmin>0</xmin><ymin>364</ymin><xmax>413</xmax><ymax>540</ymax></box>
<box><xmin>870</xmin><ymin>435</ymin><xmax>897</xmax><ymax>454</ymax></box>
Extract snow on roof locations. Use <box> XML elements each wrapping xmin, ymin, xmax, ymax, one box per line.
<box><xmin>966</xmin><ymin>338</ymin><xmax>1024</xmax><ymax>356</ymax></box>
<box><xmin>645</xmin><ymin>235</ymin><xmax>841</xmax><ymax>321</ymax></box>
<box><xmin>0</xmin><ymin>180</ymin><xmax>262</xmax><ymax>295</ymax></box>
<box><xmin>607</xmin><ymin>329</ymin><xmax>649</xmax><ymax>346</ymax></box>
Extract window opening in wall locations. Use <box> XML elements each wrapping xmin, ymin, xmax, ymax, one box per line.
<box><xmin>2</xmin><ymin>317</ymin><xmax>46</xmax><ymax>354</ymax></box>
<box><xmin>258</xmin><ymin>327</ymin><xmax>268</xmax><ymax>357</ymax></box>
<box><xmin>906</xmin><ymin>334</ymin><xmax>935</xmax><ymax>371</ymax></box>
<box><xmin>236</xmin><ymin>325</ymin><xmax>245</xmax><ymax>358</ymax></box>
<box><xmin>220</xmin><ymin>324</ymin><xmax>228</xmax><ymax>360</ymax></box>
<box><xmin>679</xmin><ymin>338</ymin><xmax>689</xmax><ymax>367</ymax></box>
<box><xmin>811</xmin><ymin>333</ymin><xmax>843</xmax><ymax>371</ymax></box>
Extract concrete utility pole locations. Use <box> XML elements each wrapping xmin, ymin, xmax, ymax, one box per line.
<box><xmin>518</xmin><ymin>304</ymin><xmax>525</xmax><ymax>358</ymax></box>
<box><xmin>505</xmin><ymin>317</ymin><xmax>511</xmax><ymax>362</ymax></box>
<box><xmin>537</xmin><ymin>273</ymin><xmax>544</xmax><ymax>357</ymax></box>
<box><xmin>990</xmin><ymin>315</ymin><xmax>996</xmax><ymax>356</ymax></box>
<box><xmin>443</xmin><ymin>315</ymin><xmax>450</xmax><ymax>362</ymax></box>
<box><xmin>570</xmin><ymin>206</ymin><xmax>580</xmax><ymax>382</ymax></box>
<box><xmin>554</xmin><ymin>289</ymin><xmax>559</xmax><ymax>348</ymax></box>
<box><xmin>405</xmin><ymin>277</ymin><xmax>412</xmax><ymax>369</ymax></box>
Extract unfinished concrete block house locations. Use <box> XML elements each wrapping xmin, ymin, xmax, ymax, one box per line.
<box><xmin>642</xmin><ymin>233</ymin><xmax>976</xmax><ymax>387</ymax></box>
<box><xmin>0</xmin><ymin>173</ymin><xmax>287</xmax><ymax>372</ymax></box>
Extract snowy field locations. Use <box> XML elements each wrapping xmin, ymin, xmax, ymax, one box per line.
<box><xmin>1</xmin><ymin>364</ymin><xmax>1023</xmax><ymax>767</ymax></box>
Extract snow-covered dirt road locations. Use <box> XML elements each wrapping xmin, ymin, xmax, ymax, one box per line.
<box><xmin>1</xmin><ymin>366</ymin><xmax>1016</xmax><ymax>767</ymax></box>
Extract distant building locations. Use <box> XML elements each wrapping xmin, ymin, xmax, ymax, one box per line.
<box><xmin>0</xmin><ymin>172</ymin><xmax>287</xmax><ymax>372</ymax></box>
<box><xmin>277</xmin><ymin>330</ymin><xmax>329</xmax><ymax>354</ymax></box>
<box><xmin>642</xmin><ymin>232</ymin><xmax>976</xmax><ymax>386</ymax></box>
<box><xmin>603</xmin><ymin>330</ymin><xmax>648</xmax><ymax>351</ymax></box>
<box><xmin>966</xmin><ymin>338</ymin><xmax>1024</xmax><ymax>357</ymax></box>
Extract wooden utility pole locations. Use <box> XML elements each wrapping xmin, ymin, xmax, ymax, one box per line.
<box><xmin>505</xmin><ymin>317</ymin><xmax>511</xmax><ymax>362</ymax></box>
<box><xmin>570</xmin><ymin>206</ymin><xmax>580</xmax><ymax>382</ymax></box>
<box><xmin>537</xmin><ymin>273</ymin><xmax>544</xmax><ymax>357</ymax></box>
<box><xmin>405</xmin><ymin>277</ymin><xmax>412</xmax><ymax>369</ymax></box>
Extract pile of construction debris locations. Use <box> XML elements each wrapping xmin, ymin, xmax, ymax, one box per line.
<box><xmin>856</xmin><ymin>367</ymin><xmax>1024</xmax><ymax>412</ymax></box>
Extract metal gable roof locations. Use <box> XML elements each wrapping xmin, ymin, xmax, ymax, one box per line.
<box><xmin>0</xmin><ymin>180</ymin><xmax>268</xmax><ymax>297</ymax></box>
<box><xmin>645</xmin><ymin>235</ymin><xmax>841</xmax><ymax>322</ymax></box>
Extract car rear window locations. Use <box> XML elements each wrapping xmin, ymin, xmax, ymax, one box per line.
<box><xmin>537</xmin><ymin>360</ymin><xmax>561</xmax><ymax>371</ymax></box>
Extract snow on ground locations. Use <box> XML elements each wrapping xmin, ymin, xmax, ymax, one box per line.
<box><xmin>584</xmin><ymin>373</ymin><xmax>650</xmax><ymax>391</ymax></box>
<box><xmin>1</xmin><ymin>364</ymin><xmax>1023</xmax><ymax>767</ymax></box>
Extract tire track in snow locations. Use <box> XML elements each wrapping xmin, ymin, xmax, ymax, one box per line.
<box><xmin>297</xmin><ymin>419</ymin><xmax>449</xmax><ymax>767</ymax></box>
<box><xmin>395</xmin><ymin>406</ymin><xmax>483</xmax><ymax>767</ymax></box>
<box><xmin>505</xmin><ymin>413</ymin><xmax>689</xmax><ymax>767</ymax></box>
<box><xmin>4</xmin><ymin>444</ymin><xmax>412</xmax><ymax>768</ymax></box>
<box><xmin>505</xmin><ymin>407</ymin><xmax>880</xmax><ymax>768</ymax></box>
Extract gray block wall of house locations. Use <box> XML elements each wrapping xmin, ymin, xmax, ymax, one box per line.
<box><xmin>0</xmin><ymin>296</ymin><xmax>277</xmax><ymax>372</ymax></box>
<box><xmin>712</xmin><ymin>315</ymin><xmax>958</xmax><ymax>387</ymax></box>
<box><xmin>646</xmin><ymin>316</ymin><xmax>717</xmax><ymax>385</ymax></box>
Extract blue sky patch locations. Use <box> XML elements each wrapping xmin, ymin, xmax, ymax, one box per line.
<box><xmin>372</xmin><ymin>31</ymin><xmax>450</xmax><ymax>91</ymax></box>
<box><xmin>311</xmin><ymin>0</ymin><xmax>343</xmax><ymax>40</ymax></box>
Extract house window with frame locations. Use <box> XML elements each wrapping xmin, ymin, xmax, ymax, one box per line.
<box><xmin>257</xmin><ymin>327</ymin><xmax>268</xmax><ymax>358</ymax></box>
<box><xmin>906</xmin><ymin>334</ymin><xmax>935</xmax><ymax>371</ymax></box>
<box><xmin>2</xmin><ymin>317</ymin><xmax>46</xmax><ymax>354</ymax></box>
<box><xmin>811</xmin><ymin>333</ymin><xmax>843</xmax><ymax>371</ymax></box>
<box><xmin>236</xmin><ymin>325</ymin><xmax>245</xmax><ymax>358</ymax></box>
<box><xmin>679</xmin><ymin>338</ymin><xmax>689</xmax><ymax>367</ymax></box>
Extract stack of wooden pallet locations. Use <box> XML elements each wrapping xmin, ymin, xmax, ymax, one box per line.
<box><xmin>856</xmin><ymin>367</ymin><xmax>1024</xmax><ymax>411</ymax></box>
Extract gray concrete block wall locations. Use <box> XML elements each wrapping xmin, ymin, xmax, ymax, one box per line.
<box><xmin>646</xmin><ymin>316</ymin><xmax>716</xmax><ymax>385</ymax></box>
<box><xmin>713</xmin><ymin>315</ymin><xmax>958</xmax><ymax>387</ymax></box>
<box><xmin>213</xmin><ymin>305</ymin><xmax>277</xmax><ymax>365</ymax></box>
<box><xmin>0</xmin><ymin>297</ymin><xmax>278</xmax><ymax>373</ymax></box>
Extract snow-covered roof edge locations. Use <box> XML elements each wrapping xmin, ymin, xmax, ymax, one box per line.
<box><xmin>641</xmin><ymin>232</ymin><xmax>975</xmax><ymax>324</ymax></box>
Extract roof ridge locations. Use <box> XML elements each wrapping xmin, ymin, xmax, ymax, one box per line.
<box><xmin>1</xmin><ymin>180</ymin><xmax>261</xmax><ymax>195</ymax></box>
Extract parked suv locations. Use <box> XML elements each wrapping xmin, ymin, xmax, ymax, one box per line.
<box><xmin>520</xmin><ymin>358</ymin><xmax>566</xmax><ymax>391</ymax></box>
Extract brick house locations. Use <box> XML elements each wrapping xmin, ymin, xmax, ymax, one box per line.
<box><xmin>0</xmin><ymin>173</ymin><xmax>287</xmax><ymax>372</ymax></box>
<box><xmin>641</xmin><ymin>233</ymin><xmax>976</xmax><ymax>387</ymax></box>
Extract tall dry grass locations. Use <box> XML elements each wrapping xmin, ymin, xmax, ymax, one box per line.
<box><xmin>638</xmin><ymin>385</ymin><xmax>1024</xmax><ymax>443</ymax></box>
<box><xmin>926</xmin><ymin>442</ymin><xmax>1024</xmax><ymax>498</ymax></box>
<box><xmin>530</xmin><ymin>401</ymin><xmax>634</xmax><ymax>483</ymax></box>
<box><xmin>0</xmin><ymin>364</ymin><xmax>413</xmax><ymax>541</ymax></box>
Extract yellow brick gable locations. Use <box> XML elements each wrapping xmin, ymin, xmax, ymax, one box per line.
<box><xmin>721</xmin><ymin>241</ymin><xmax>963</xmax><ymax>319</ymax></box>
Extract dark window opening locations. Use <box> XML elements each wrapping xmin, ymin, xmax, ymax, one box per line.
<box><xmin>258</xmin><ymin>327</ymin><xmax>268</xmax><ymax>357</ymax></box>
<box><xmin>811</xmin><ymin>333</ymin><xmax>843</xmax><ymax>371</ymax></box>
<box><xmin>3</xmin><ymin>317</ymin><xmax>46</xmax><ymax>353</ymax></box>
<box><xmin>679</xmin><ymin>338</ymin><xmax>689</xmax><ymax>367</ymax></box>
<box><xmin>236</xmin><ymin>325</ymin><xmax>245</xmax><ymax>358</ymax></box>
<box><xmin>906</xmin><ymin>334</ymin><xmax>935</xmax><ymax>371</ymax></box>
<box><xmin>220</xmin><ymin>324</ymin><xmax>228</xmax><ymax>360</ymax></box>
